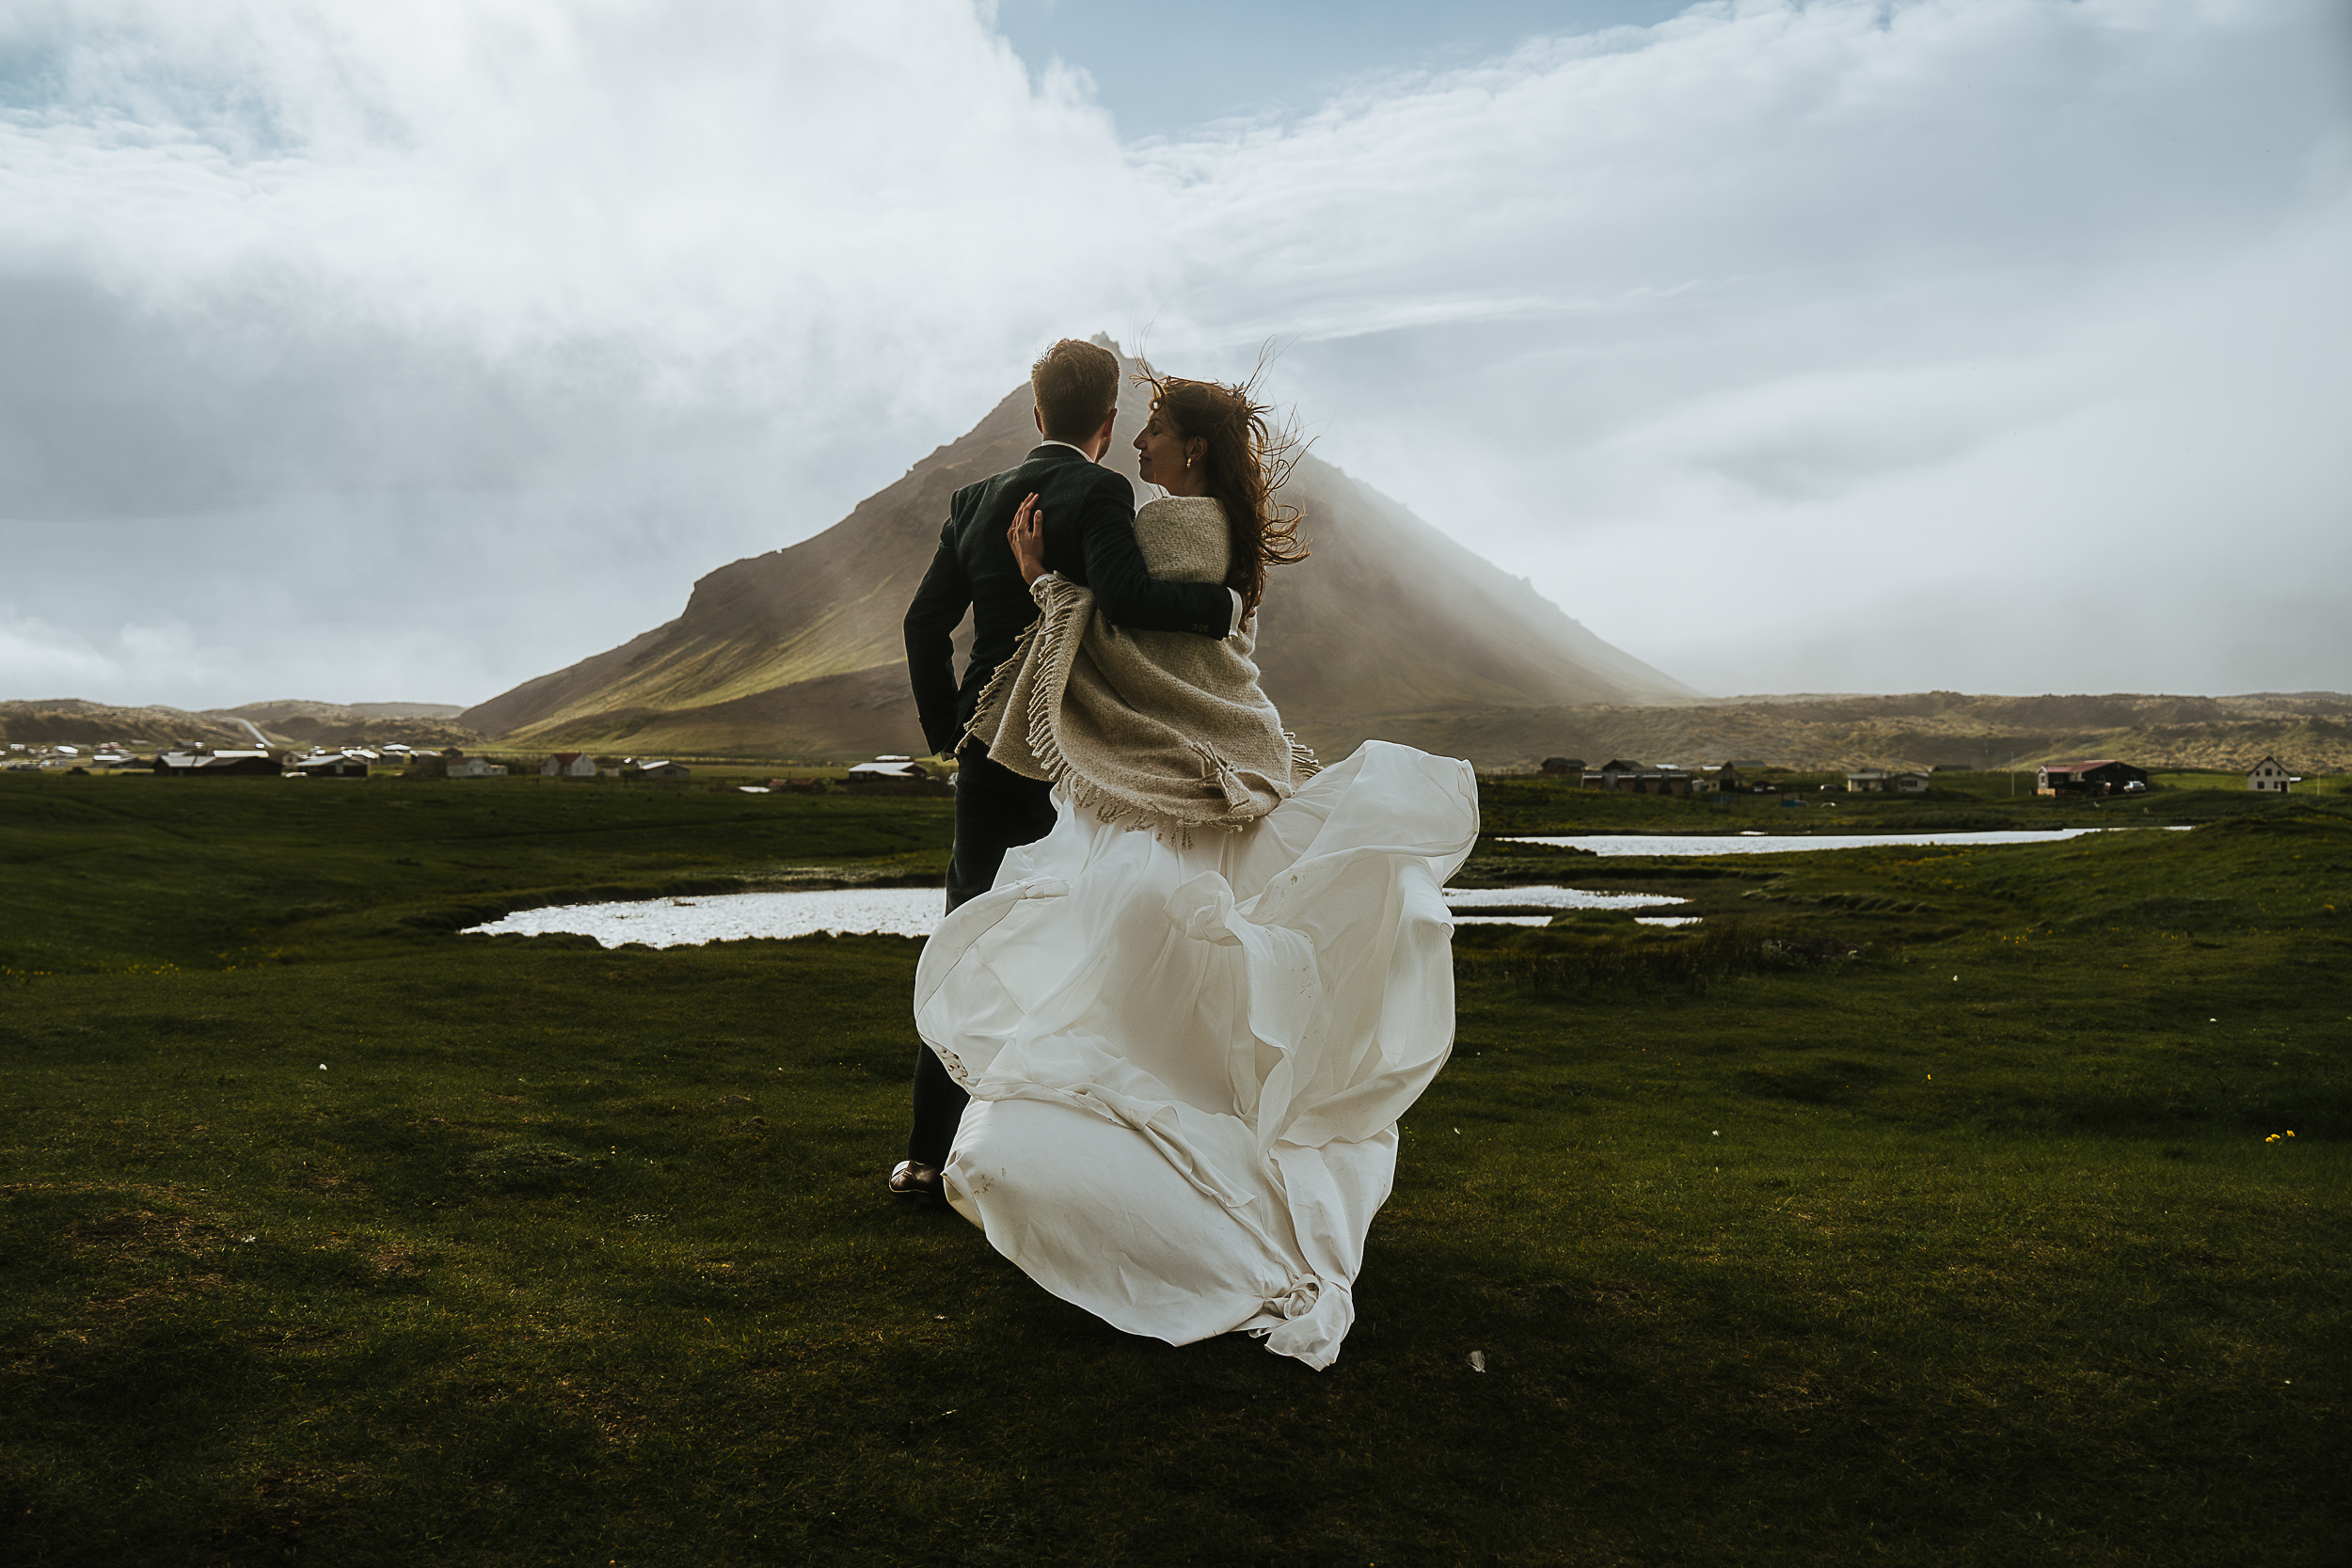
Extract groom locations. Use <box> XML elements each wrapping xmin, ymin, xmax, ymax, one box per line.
<box><xmin>893</xmin><ymin>337</ymin><xmax>1241</xmax><ymax>1205</ymax></box>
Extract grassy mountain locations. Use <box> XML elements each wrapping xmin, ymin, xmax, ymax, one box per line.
<box><xmin>460</xmin><ymin>347</ymin><xmax>1699</xmax><ymax>758</ymax></box>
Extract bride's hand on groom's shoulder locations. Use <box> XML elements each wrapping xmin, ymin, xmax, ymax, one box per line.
<box><xmin>1008</xmin><ymin>493</ymin><xmax>1048</xmax><ymax>585</ymax></box>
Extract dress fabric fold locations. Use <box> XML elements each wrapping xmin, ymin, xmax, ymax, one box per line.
<box><xmin>914</xmin><ymin>739</ymin><xmax>1479</xmax><ymax>1369</ymax></box>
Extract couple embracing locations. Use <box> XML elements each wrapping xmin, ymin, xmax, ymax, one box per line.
<box><xmin>896</xmin><ymin>339</ymin><xmax>1478</xmax><ymax>1370</ymax></box>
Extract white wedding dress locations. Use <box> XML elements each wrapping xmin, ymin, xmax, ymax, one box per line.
<box><xmin>914</xmin><ymin>739</ymin><xmax>1479</xmax><ymax>1369</ymax></box>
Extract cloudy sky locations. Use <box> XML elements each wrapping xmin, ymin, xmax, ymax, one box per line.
<box><xmin>3</xmin><ymin>0</ymin><xmax>2346</xmax><ymax>709</ymax></box>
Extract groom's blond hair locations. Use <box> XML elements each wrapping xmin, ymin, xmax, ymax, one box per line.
<box><xmin>1031</xmin><ymin>339</ymin><xmax>1120</xmax><ymax>443</ymax></box>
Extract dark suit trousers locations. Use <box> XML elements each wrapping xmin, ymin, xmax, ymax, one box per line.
<box><xmin>906</xmin><ymin>743</ymin><xmax>1057</xmax><ymax>1168</ymax></box>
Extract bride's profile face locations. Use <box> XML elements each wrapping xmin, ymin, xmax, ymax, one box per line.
<box><xmin>1134</xmin><ymin>408</ymin><xmax>1206</xmax><ymax>495</ymax></box>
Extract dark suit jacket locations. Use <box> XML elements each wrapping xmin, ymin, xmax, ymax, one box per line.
<box><xmin>903</xmin><ymin>443</ymin><xmax>1233</xmax><ymax>757</ymax></box>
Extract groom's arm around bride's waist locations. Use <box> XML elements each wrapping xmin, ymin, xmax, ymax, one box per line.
<box><xmin>900</xmin><ymin>458</ymin><xmax>1232</xmax><ymax>756</ymax></box>
<box><xmin>1056</xmin><ymin>467</ymin><xmax>1232</xmax><ymax>639</ymax></box>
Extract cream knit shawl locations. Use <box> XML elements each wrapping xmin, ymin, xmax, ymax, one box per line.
<box><xmin>964</xmin><ymin>495</ymin><xmax>1316</xmax><ymax>842</ymax></box>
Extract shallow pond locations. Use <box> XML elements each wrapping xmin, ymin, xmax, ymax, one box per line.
<box><xmin>468</xmin><ymin>887</ymin><xmax>943</xmax><ymax>948</ymax></box>
<box><xmin>1444</xmin><ymin>884</ymin><xmax>1688</xmax><ymax>927</ymax></box>
<box><xmin>465</xmin><ymin>883</ymin><xmax>1691</xmax><ymax>947</ymax></box>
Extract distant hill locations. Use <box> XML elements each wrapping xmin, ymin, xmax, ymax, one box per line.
<box><xmin>209</xmin><ymin>700</ymin><xmax>479</xmax><ymax>750</ymax></box>
<box><xmin>460</xmin><ymin>343</ymin><xmax>1700</xmax><ymax>758</ymax></box>
<box><xmin>0</xmin><ymin>698</ymin><xmax>480</xmax><ymax>752</ymax></box>
<box><xmin>0</xmin><ymin>699</ymin><xmax>257</xmax><ymax>752</ymax></box>
<box><xmin>10</xmin><ymin>689</ymin><xmax>2343</xmax><ymax>773</ymax></box>
<box><xmin>223</xmin><ymin>700</ymin><xmax>467</xmax><ymax>723</ymax></box>
<box><xmin>1396</xmin><ymin>689</ymin><xmax>2352</xmax><ymax>773</ymax></box>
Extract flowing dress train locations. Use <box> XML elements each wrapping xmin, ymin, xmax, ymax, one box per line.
<box><xmin>913</xmin><ymin>738</ymin><xmax>1478</xmax><ymax>1369</ymax></box>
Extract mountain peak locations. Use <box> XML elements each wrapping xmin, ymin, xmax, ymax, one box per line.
<box><xmin>461</xmin><ymin>370</ymin><xmax>1695</xmax><ymax>757</ymax></box>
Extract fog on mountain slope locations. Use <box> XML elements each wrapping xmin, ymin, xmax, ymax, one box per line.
<box><xmin>460</xmin><ymin>345</ymin><xmax>1697</xmax><ymax>760</ymax></box>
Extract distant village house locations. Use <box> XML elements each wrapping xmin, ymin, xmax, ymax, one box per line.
<box><xmin>2035</xmin><ymin>759</ymin><xmax>2149</xmax><ymax>798</ymax></box>
<box><xmin>2246</xmin><ymin>756</ymin><xmax>2296</xmax><ymax>793</ymax></box>
<box><xmin>1540</xmin><ymin>756</ymin><xmax>1583</xmax><ymax>776</ymax></box>
<box><xmin>292</xmin><ymin>752</ymin><xmax>369</xmax><ymax>778</ymax></box>
<box><xmin>446</xmin><ymin>755</ymin><xmax>509</xmax><ymax>780</ymax></box>
<box><xmin>1846</xmin><ymin>769</ymin><xmax>1930</xmax><ymax>795</ymax></box>
<box><xmin>622</xmin><ymin>759</ymin><xmax>691</xmax><ymax>782</ymax></box>
<box><xmin>846</xmin><ymin>758</ymin><xmax>950</xmax><ymax>798</ymax></box>
<box><xmin>1581</xmin><ymin>759</ymin><xmax>1692</xmax><ymax>798</ymax></box>
<box><xmin>541</xmin><ymin>752</ymin><xmax>598</xmax><ymax>779</ymax></box>
<box><xmin>152</xmin><ymin>750</ymin><xmax>280</xmax><ymax>777</ymax></box>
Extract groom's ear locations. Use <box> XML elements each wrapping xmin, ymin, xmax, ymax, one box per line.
<box><xmin>1034</xmin><ymin>404</ymin><xmax>1046</xmax><ymax>436</ymax></box>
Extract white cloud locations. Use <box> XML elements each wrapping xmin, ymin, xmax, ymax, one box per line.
<box><xmin>1498</xmin><ymin>181</ymin><xmax>2352</xmax><ymax>694</ymax></box>
<box><xmin>1</xmin><ymin>0</ymin><xmax>1146</xmax><ymax>507</ymax></box>
<box><xmin>1124</xmin><ymin>0</ymin><xmax>2352</xmax><ymax>694</ymax></box>
<box><xmin>0</xmin><ymin>0</ymin><xmax>1163</xmax><ymax>699</ymax></box>
<box><xmin>0</xmin><ymin>0</ymin><xmax>2344</xmax><ymax>705</ymax></box>
<box><xmin>0</xmin><ymin>604</ymin><xmax>121</xmax><ymax>694</ymax></box>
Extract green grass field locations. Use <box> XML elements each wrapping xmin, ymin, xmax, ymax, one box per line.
<box><xmin>2</xmin><ymin>771</ymin><xmax>2345</xmax><ymax>1565</ymax></box>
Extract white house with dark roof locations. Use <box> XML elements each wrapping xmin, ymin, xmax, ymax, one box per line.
<box><xmin>2247</xmin><ymin>756</ymin><xmax>2296</xmax><ymax>793</ymax></box>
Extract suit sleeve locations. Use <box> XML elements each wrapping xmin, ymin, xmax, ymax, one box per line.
<box><xmin>1074</xmin><ymin>473</ymin><xmax>1235</xmax><ymax>637</ymax></box>
<box><xmin>903</xmin><ymin>516</ymin><xmax>972</xmax><ymax>756</ymax></box>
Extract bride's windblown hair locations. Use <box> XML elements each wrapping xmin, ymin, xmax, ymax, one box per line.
<box><xmin>1135</xmin><ymin>365</ymin><xmax>1309</xmax><ymax>613</ymax></box>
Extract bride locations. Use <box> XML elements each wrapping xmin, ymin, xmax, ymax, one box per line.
<box><xmin>913</xmin><ymin>372</ymin><xmax>1479</xmax><ymax>1370</ymax></box>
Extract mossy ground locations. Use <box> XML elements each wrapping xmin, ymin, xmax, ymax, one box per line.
<box><xmin>1</xmin><ymin>772</ymin><xmax>2345</xmax><ymax>1565</ymax></box>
